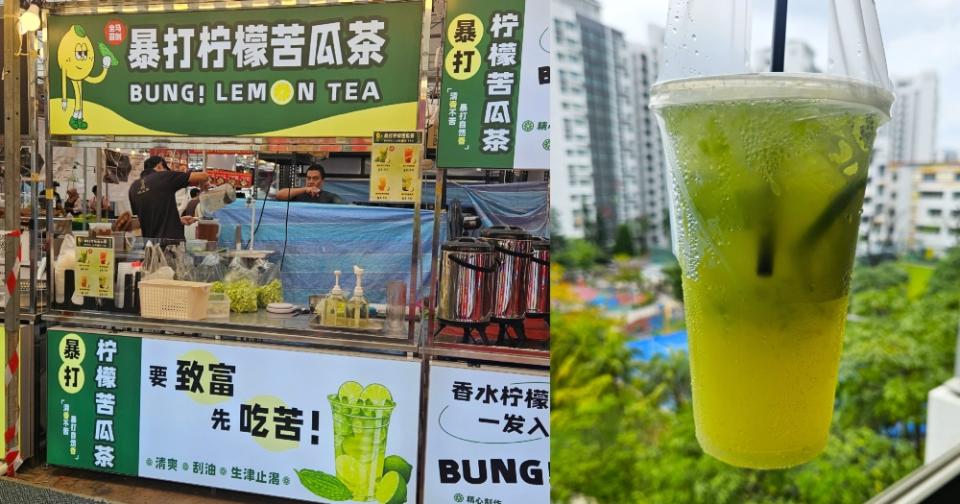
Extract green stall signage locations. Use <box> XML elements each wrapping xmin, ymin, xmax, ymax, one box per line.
<box><xmin>47</xmin><ymin>1</ymin><xmax>423</xmax><ymax>137</ymax></box>
<box><xmin>437</xmin><ymin>0</ymin><xmax>550</xmax><ymax>170</ymax></box>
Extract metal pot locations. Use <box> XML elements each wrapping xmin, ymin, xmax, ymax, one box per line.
<box><xmin>480</xmin><ymin>226</ymin><xmax>533</xmax><ymax>320</ymax></box>
<box><xmin>527</xmin><ymin>237</ymin><xmax>550</xmax><ymax>315</ymax></box>
<box><xmin>437</xmin><ymin>237</ymin><xmax>497</xmax><ymax>324</ymax></box>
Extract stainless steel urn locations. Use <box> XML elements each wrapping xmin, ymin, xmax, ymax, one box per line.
<box><xmin>526</xmin><ymin>237</ymin><xmax>550</xmax><ymax>316</ymax></box>
<box><xmin>480</xmin><ymin>226</ymin><xmax>533</xmax><ymax>320</ymax></box>
<box><xmin>437</xmin><ymin>237</ymin><xmax>497</xmax><ymax>324</ymax></box>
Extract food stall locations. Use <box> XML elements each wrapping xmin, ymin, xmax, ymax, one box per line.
<box><xmin>420</xmin><ymin>0</ymin><xmax>551</xmax><ymax>502</ymax></box>
<box><xmin>11</xmin><ymin>0</ymin><xmax>550</xmax><ymax>503</ymax></box>
<box><xmin>40</xmin><ymin>1</ymin><xmax>429</xmax><ymax>502</ymax></box>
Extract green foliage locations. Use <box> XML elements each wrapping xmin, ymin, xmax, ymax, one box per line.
<box><xmin>838</xmin><ymin>285</ymin><xmax>959</xmax><ymax>437</ymax></box>
<box><xmin>926</xmin><ymin>247</ymin><xmax>960</xmax><ymax>295</ymax></box>
<box><xmin>848</xmin><ymin>287</ymin><xmax>908</xmax><ymax>317</ymax></box>
<box><xmin>553</xmin><ymin>250</ymin><xmax>960</xmax><ymax>503</ymax></box>
<box><xmin>850</xmin><ymin>262</ymin><xmax>908</xmax><ymax>294</ymax></box>
<box><xmin>551</xmin><ymin>311</ymin><xmax>664</xmax><ymax>503</ymax></box>
<box><xmin>555</xmin><ymin>239</ymin><xmax>604</xmax><ymax>271</ymax></box>
<box><xmin>785</xmin><ymin>427</ymin><xmax>920</xmax><ymax>504</ymax></box>
<box><xmin>635</xmin><ymin>351</ymin><xmax>690</xmax><ymax>409</ymax></box>
<box><xmin>613</xmin><ymin>223</ymin><xmax>636</xmax><ymax>257</ymax></box>
<box><xmin>636</xmin><ymin>215</ymin><xmax>652</xmax><ymax>255</ymax></box>
<box><xmin>611</xmin><ymin>260</ymin><xmax>645</xmax><ymax>287</ymax></box>
<box><xmin>663</xmin><ymin>260</ymin><xmax>684</xmax><ymax>302</ymax></box>
<box><xmin>903</xmin><ymin>263</ymin><xmax>935</xmax><ymax>299</ymax></box>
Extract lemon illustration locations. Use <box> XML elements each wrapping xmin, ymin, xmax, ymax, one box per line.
<box><xmin>57</xmin><ymin>24</ymin><xmax>113</xmax><ymax>130</ymax></box>
<box><xmin>338</xmin><ymin>381</ymin><xmax>364</xmax><ymax>404</ymax></box>
<box><xmin>336</xmin><ymin>454</ymin><xmax>364</xmax><ymax>497</ymax></box>
<box><xmin>360</xmin><ymin>383</ymin><xmax>393</xmax><ymax>406</ymax></box>
<box><xmin>271</xmin><ymin>80</ymin><xmax>294</xmax><ymax>106</ymax></box>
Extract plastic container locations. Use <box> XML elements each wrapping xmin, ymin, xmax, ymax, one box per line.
<box><xmin>186</xmin><ymin>239</ymin><xmax>208</xmax><ymax>253</ymax></box>
<box><xmin>89</xmin><ymin>222</ymin><xmax>113</xmax><ymax>237</ymax></box>
<box><xmin>139</xmin><ymin>278</ymin><xmax>211</xmax><ymax>321</ymax></box>
<box><xmin>653</xmin><ymin>0</ymin><xmax>895</xmax><ymax>470</ymax></box>
<box><xmin>196</xmin><ymin>219</ymin><xmax>220</xmax><ymax>242</ymax></box>
<box><xmin>205</xmin><ymin>291</ymin><xmax>231</xmax><ymax>319</ymax></box>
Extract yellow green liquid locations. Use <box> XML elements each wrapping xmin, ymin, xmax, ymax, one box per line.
<box><xmin>655</xmin><ymin>75</ymin><xmax>888</xmax><ymax>469</ymax></box>
<box><xmin>329</xmin><ymin>396</ymin><xmax>394</xmax><ymax>500</ymax></box>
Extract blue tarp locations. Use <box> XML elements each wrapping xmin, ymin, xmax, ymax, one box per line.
<box><xmin>323</xmin><ymin>180</ymin><xmax>549</xmax><ymax>237</ymax></box>
<box><xmin>212</xmin><ymin>200</ymin><xmax>443</xmax><ymax>305</ymax></box>
<box><xmin>628</xmin><ymin>330</ymin><xmax>689</xmax><ymax>360</ymax></box>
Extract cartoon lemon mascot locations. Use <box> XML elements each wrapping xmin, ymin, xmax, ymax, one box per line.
<box><xmin>57</xmin><ymin>25</ymin><xmax>118</xmax><ymax>130</ymax></box>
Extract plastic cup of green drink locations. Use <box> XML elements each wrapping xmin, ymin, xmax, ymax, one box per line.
<box><xmin>328</xmin><ymin>383</ymin><xmax>396</xmax><ymax>500</ymax></box>
<box><xmin>651</xmin><ymin>74</ymin><xmax>893</xmax><ymax>469</ymax></box>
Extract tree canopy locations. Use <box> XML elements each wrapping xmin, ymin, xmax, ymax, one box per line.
<box><xmin>552</xmin><ymin>250</ymin><xmax>960</xmax><ymax>502</ymax></box>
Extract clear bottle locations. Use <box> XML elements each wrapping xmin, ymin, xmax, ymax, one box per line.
<box><xmin>347</xmin><ymin>265</ymin><xmax>369</xmax><ymax>328</ymax></box>
<box><xmin>322</xmin><ymin>270</ymin><xmax>347</xmax><ymax>327</ymax></box>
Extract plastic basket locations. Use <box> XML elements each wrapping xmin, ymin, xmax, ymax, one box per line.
<box><xmin>139</xmin><ymin>279</ymin><xmax>211</xmax><ymax>321</ymax></box>
<box><xmin>206</xmin><ymin>292</ymin><xmax>231</xmax><ymax>319</ymax></box>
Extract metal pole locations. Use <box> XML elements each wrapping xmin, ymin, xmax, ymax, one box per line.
<box><xmin>3</xmin><ymin>0</ymin><xmax>24</xmax><ymax>471</ymax></box>
<box><xmin>28</xmin><ymin>146</ymin><xmax>36</xmax><ymax>311</ymax></box>
<box><xmin>43</xmin><ymin>17</ymin><xmax>54</xmax><ymax>312</ymax></box>
<box><xmin>95</xmin><ymin>148</ymin><xmax>103</xmax><ymax>221</ymax></box>
<box><xmin>82</xmin><ymin>147</ymin><xmax>88</xmax><ymax>216</ymax></box>
<box><xmin>27</xmin><ymin>40</ymin><xmax>38</xmax><ymax>313</ymax></box>
<box><xmin>426</xmin><ymin>168</ymin><xmax>445</xmax><ymax>347</ymax></box>
<box><xmin>408</xmin><ymin>0</ymin><xmax>433</xmax><ymax>348</ymax></box>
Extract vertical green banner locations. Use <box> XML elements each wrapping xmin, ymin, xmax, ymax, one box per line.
<box><xmin>437</xmin><ymin>0</ymin><xmax>550</xmax><ymax>170</ymax></box>
<box><xmin>438</xmin><ymin>0</ymin><xmax>524</xmax><ymax>169</ymax></box>
<box><xmin>47</xmin><ymin>330</ymin><xmax>142</xmax><ymax>475</ymax></box>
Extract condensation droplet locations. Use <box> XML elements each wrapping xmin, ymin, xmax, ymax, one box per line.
<box><xmin>691</xmin><ymin>33</ymin><xmax>697</xmax><ymax>41</ymax></box>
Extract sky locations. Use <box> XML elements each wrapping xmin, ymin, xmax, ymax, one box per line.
<box><xmin>599</xmin><ymin>0</ymin><xmax>960</xmax><ymax>154</ymax></box>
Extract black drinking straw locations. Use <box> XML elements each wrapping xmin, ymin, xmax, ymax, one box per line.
<box><xmin>756</xmin><ymin>0</ymin><xmax>788</xmax><ymax>277</ymax></box>
<box><xmin>771</xmin><ymin>0</ymin><xmax>788</xmax><ymax>72</ymax></box>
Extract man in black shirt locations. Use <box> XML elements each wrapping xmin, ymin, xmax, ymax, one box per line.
<box><xmin>275</xmin><ymin>164</ymin><xmax>344</xmax><ymax>204</ymax></box>
<box><xmin>130</xmin><ymin>156</ymin><xmax>209</xmax><ymax>242</ymax></box>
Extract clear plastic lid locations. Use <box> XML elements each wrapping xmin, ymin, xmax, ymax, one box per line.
<box><xmin>655</xmin><ymin>0</ymin><xmax>894</xmax><ymax>112</ymax></box>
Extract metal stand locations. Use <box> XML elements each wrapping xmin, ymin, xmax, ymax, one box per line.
<box><xmin>494</xmin><ymin>318</ymin><xmax>526</xmax><ymax>347</ymax></box>
<box><xmin>527</xmin><ymin>312</ymin><xmax>550</xmax><ymax>327</ymax></box>
<box><xmin>434</xmin><ymin>320</ymin><xmax>491</xmax><ymax>346</ymax></box>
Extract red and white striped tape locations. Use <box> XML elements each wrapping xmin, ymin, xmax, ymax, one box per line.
<box><xmin>1</xmin><ymin>229</ymin><xmax>22</xmax><ymax>475</ymax></box>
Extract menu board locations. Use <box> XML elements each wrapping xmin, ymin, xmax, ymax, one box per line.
<box><xmin>369</xmin><ymin>131</ymin><xmax>423</xmax><ymax>203</ymax></box>
<box><xmin>76</xmin><ymin>236</ymin><xmax>115</xmax><ymax>299</ymax></box>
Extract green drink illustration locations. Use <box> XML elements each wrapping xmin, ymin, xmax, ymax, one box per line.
<box><xmin>328</xmin><ymin>381</ymin><xmax>396</xmax><ymax>501</ymax></box>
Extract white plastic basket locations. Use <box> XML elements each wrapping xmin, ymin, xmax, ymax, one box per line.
<box><xmin>139</xmin><ymin>279</ymin><xmax>211</xmax><ymax>321</ymax></box>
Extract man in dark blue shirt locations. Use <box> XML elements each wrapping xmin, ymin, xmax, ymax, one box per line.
<box><xmin>275</xmin><ymin>164</ymin><xmax>344</xmax><ymax>204</ymax></box>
